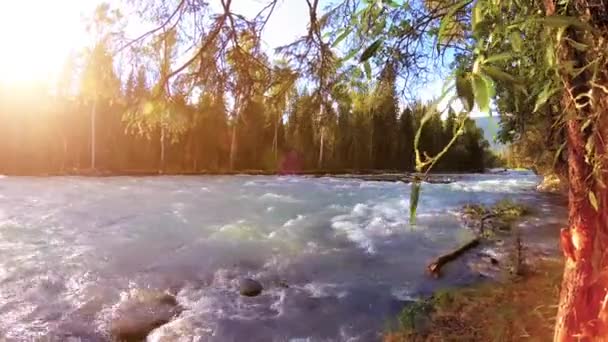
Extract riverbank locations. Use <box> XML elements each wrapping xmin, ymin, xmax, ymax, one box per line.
<box><xmin>385</xmin><ymin>259</ymin><xmax>562</xmax><ymax>341</ymax></box>
<box><xmin>385</xmin><ymin>198</ymin><xmax>565</xmax><ymax>341</ymax></box>
<box><xmin>0</xmin><ymin>169</ymin><xmax>466</xmax><ymax>183</ymax></box>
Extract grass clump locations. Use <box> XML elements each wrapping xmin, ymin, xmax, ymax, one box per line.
<box><xmin>493</xmin><ymin>199</ymin><xmax>529</xmax><ymax>222</ymax></box>
<box><xmin>462</xmin><ymin>199</ymin><xmax>531</xmax><ymax>237</ymax></box>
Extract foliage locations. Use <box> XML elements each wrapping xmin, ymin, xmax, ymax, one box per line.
<box><xmin>0</xmin><ymin>49</ymin><xmax>495</xmax><ymax>174</ymax></box>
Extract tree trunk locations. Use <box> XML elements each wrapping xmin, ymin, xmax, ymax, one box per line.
<box><xmin>160</xmin><ymin>123</ymin><xmax>165</xmax><ymax>174</ymax></box>
<box><xmin>62</xmin><ymin>134</ymin><xmax>68</xmax><ymax>172</ymax></box>
<box><xmin>273</xmin><ymin>112</ymin><xmax>279</xmax><ymax>165</ymax></box>
<box><xmin>229</xmin><ymin>122</ymin><xmax>237</xmax><ymax>171</ymax></box>
<box><xmin>553</xmin><ymin>116</ymin><xmax>608</xmax><ymax>341</ymax></box>
<box><xmin>90</xmin><ymin>98</ymin><xmax>97</xmax><ymax>170</ymax></box>
<box><xmin>318</xmin><ymin>127</ymin><xmax>325</xmax><ymax>169</ymax></box>
<box><xmin>548</xmin><ymin>1</ymin><xmax>608</xmax><ymax>340</ymax></box>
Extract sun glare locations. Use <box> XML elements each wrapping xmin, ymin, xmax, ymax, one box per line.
<box><xmin>0</xmin><ymin>1</ymin><xmax>93</xmax><ymax>87</ymax></box>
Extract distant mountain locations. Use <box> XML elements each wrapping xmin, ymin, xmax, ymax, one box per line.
<box><xmin>473</xmin><ymin>116</ymin><xmax>505</xmax><ymax>151</ymax></box>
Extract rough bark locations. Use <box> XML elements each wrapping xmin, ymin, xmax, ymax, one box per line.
<box><xmin>548</xmin><ymin>1</ymin><xmax>608</xmax><ymax>340</ymax></box>
<box><xmin>554</xmin><ymin>109</ymin><xmax>608</xmax><ymax>342</ymax></box>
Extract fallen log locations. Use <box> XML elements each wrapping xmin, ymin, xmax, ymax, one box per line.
<box><xmin>427</xmin><ymin>238</ymin><xmax>480</xmax><ymax>278</ymax></box>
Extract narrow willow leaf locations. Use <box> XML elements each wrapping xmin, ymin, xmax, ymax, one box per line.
<box><xmin>537</xmin><ymin>15</ymin><xmax>595</xmax><ymax>32</ymax></box>
<box><xmin>471</xmin><ymin>0</ymin><xmax>482</xmax><ymax>31</ymax></box>
<box><xmin>359</xmin><ymin>39</ymin><xmax>382</xmax><ymax>62</ymax></box>
<box><xmin>342</xmin><ymin>49</ymin><xmax>358</xmax><ymax>62</ymax></box>
<box><xmin>589</xmin><ymin>192</ymin><xmax>599</xmax><ymax>212</ymax></box>
<box><xmin>481</xmin><ymin>73</ymin><xmax>496</xmax><ymax>99</ymax></box>
<box><xmin>364</xmin><ymin>61</ymin><xmax>372</xmax><ymax>79</ymax></box>
<box><xmin>472</xmin><ymin>74</ymin><xmax>490</xmax><ymax>113</ymax></box>
<box><xmin>552</xmin><ymin>142</ymin><xmax>566</xmax><ymax>169</ymax></box>
<box><xmin>332</xmin><ymin>28</ymin><xmax>352</xmax><ymax>48</ymax></box>
<box><xmin>481</xmin><ymin>65</ymin><xmax>522</xmax><ymax>85</ymax></box>
<box><xmin>483</xmin><ymin>52</ymin><xmax>514</xmax><ymax>64</ymax></box>
<box><xmin>409</xmin><ymin>181</ymin><xmax>421</xmax><ymax>225</ymax></box>
<box><xmin>511</xmin><ymin>31</ymin><xmax>522</xmax><ymax>52</ymax></box>
<box><xmin>438</xmin><ymin>13</ymin><xmax>455</xmax><ymax>43</ymax></box>
<box><xmin>533</xmin><ymin>84</ymin><xmax>560</xmax><ymax>112</ymax></box>
<box><xmin>545</xmin><ymin>42</ymin><xmax>556</xmax><ymax>67</ymax></box>
<box><xmin>565</xmin><ymin>38</ymin><xmax>588</xmax><ymax>51</ymax></box>
<box><xmin>456</xmin><ymin>73</ymin><xmax>474</xmax><ymax>112</ymax></box>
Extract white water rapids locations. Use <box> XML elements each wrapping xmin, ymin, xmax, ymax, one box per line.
<box><xmin>0</xmin><ymin>172</ymin><xmax>564</xmax><ymax>341</ymax></box>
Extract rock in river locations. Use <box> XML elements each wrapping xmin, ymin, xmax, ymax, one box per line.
<box><xmin>110</xmin><ymin>289</ymin><xmax>182</xmax><ymax>341</ymax></box>
<box><xmin>239</xmin><ymin>278</ymin><xmax>263</xmax><ymax>297</ymax></box>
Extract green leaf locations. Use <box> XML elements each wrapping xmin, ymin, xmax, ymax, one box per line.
<box><xmin>536</xmin><ymin>15</ymin><xmax>595</xmax><ymax>32</ymax></box>
<box><xmin>552</xmin><ymin>142</ymin><xmax>566</xmax><ymax>169</ymax></box>
<box><xmin>511</xmin><ymin>31</ymin><xmax>522</xmax><ymax>52</ymax></box>
<box><xmin>545</xmin><ymin>42</ymin><xmax>556</xmax><ymax>67</ymax></box>
<box><xmin>438</xmin><ymin>14</ymin><xmax>455</xmax><ymax>44</ymax></box>
<box><xmin>483</xmin><ymin>52</ymin><xmax>514</xmax><ymax>64</ymax></box>
<box><xmin>332</xmin><ymin>28</ymin><xmax>352</xmax><ymax>48</ymax></box>
<box><xmin>456</xmin><ymin>73</ymin><xmax>475</xmax><ymax>112</ymax></box>
<box><xmin>565</xmin><ymin>38</ymin><xmax>588</xmax><ymax>51</ymax></box>
<box><xmin>472</xmin><ymin>74</ymin><xmax>490</xmax><ymax>113</ymax></box>
<box><xmin>481</xmin><ymin>73</ymin><xmax>496</xmax><ymax>99</ymax></box>
<box><xmin>589</xmin><ymin>192</ymin><xmax>599</xmax><ymax>211</ymax></box>
<box><xmin>342</xmin><ymin>49</ymin><xmax>358</xmax><ymax>62</ymax></box>
<box><xmin>471</xmin><ymin>0</ymin><xmax>482</xmax><ymax>31</ymax></box>
<box><xmin>364</xmin><ymin>61</ymin><xmax>372</xmax><ymax>79</ymax></box>
<box><xmin>409</xmin><ymin>181</ymin><xmax>421</xmax><ymax>225</ymax></box>
<box><xmin>359</xmin><ymin>39</ymin><xmax>382</xmax><ymax>62</ymax></box>
<box><xmin>533</xmin><ymin>84</ymin><xmax>560</xmax><ymax>112</ymax></box>
<box><xmin>481</xmin><ymin>65</ymin><xmax>522</xmax><ymax>85</ymax></box>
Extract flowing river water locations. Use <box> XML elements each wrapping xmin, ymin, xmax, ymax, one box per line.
<box><xmin>0</xmin><ymin>172</ymin><xmax>565</xmax><ymax>341</ymax></box>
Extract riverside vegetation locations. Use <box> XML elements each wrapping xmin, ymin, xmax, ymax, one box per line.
<box><xmin>386</xmin><ymin>198</ymin><xmax>564</xmax><ymax>341</ymax></box>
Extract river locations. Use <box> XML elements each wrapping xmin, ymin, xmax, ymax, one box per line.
<box><xmin>0</xmin><ymin>172</ymin><xmax>564</xmax><ymax>341</ymax></box>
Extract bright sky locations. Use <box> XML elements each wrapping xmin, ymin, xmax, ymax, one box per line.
<box><xmin>0</xmin><ymin>0</ymin><xmax>310</xmax><ymax>87</ymax></box>
<box><xmin>0</xmin><ymin>1</ymin><xmax>96</xmax><ymax>85</ymax></box>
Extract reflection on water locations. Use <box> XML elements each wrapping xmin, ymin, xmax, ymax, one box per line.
<box><xmin>0</xmin><ymin>172</ymin><xmax>563</xmax><ymax>341</ymax></box>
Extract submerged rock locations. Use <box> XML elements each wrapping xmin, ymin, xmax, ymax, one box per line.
<box><xmin>110</xmin><ymin>289</ymin><xmax>182</xmax><ymax>341</ymax></box>
<box><xmin>147</xmin><ymin>317</ymin><xmax>208</xmax><ymax>342</ymax></box>
<box><xmin>239</xmin><ymin>278</ymin><xmax>263</xmax><ymax>297</ymax></box>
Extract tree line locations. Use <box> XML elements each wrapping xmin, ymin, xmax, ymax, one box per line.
<box><xmin>0</xmin><ymin>50</ymin><xmax>494</xmax><ymax>175</ymax></box>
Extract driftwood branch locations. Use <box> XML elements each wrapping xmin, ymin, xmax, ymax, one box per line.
<box><xmin>427</xmin><ymin>238</ymin><xmax>480</xmax><ymax>278</ymax></box>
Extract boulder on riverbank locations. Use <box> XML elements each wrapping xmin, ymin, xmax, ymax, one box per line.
<box><xmin>110</xmin><ymin>289</ymin><xmax>182</xmax><ymax>341</ymax></box>
<box><xmin>239</xmin><ymin>278</ymin><xmax>263</xmax><ymax>297</ymax></box>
